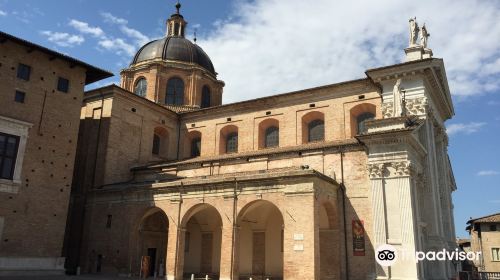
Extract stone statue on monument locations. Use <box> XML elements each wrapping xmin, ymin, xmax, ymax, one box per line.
<box><xmin>409</xmin><ymin>17</ymin><xmax>419</xmax><ymax>47</ymax></box>
<box><xmin>420</xmin><ymin>23</ymin><xmax>430</xmax><ymax>48</ymax></box>
<box><xmin>392</xmin><ymin>79</ymin><xmax>403</xmax><ymax>117</ymax></box>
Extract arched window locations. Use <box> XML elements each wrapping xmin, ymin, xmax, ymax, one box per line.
<box><xmin>134</xmin><ymin>78</ymin><xmax>147</xmax><ymax>97</ymax></box>
<box><xmin>191</xmin><ymin>137</ymin><xmax>201</xmax><ymax>158</ymax></box>
<box><xmin>265</xmin><ymin>126</ymin><xmax>279</xmax><ymax>148</ymax></box>
<box><xmin>152</xmin><ymin>134</ymin><xmax>161</xmax><ymax>155</ymax></box>
<box><xmin>166</xmin><ymin>78</ymin><xmax>184</xmax><ymax>105</ymax></box>
<box><xmin>174</xmin><ymin>23</ymin><xmax>180</xmax><ymax>36</ymax></box>
<box><xmin>356</xmin><ymin>112</ymin><xmax>375</xmax><ymax>134</ymax></box>
<box><xmin>201</xmin><ymin>86</ymin><xmax>211</xmax><ymax>108</ymax></box>
<box><xmin>226</xmin><ymin>132</ymin><xmax>238</xmax><ymax>153</ymax></box>
<box><xmin>308</xmin><ymin>119</ymin><xmax>324</xmax><ymax>142</ymax></box>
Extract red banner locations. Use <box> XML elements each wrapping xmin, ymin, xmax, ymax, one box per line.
<box><xmin>352</xmin><ymin>220</ymin><xmax>365</xmax><ymax>256</ymax></box>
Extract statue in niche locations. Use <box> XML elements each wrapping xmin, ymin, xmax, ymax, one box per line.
<box><xmin>392</xmin><ymin>79</ymin><xmax>403</xmax><ymax>117</ymax></box>
<box><xmin>409</xmin><ymin>17</ymin><xmax>420</xmax><ymax>46</ymax></box>
<box><xmin>420</xmin><ymin>23</ymin><xmax>430</xmax><ymax>48</ymax></box>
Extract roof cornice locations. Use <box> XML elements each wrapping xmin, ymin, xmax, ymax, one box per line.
<box><xmin>0</xmin><ymin>30</ymin><xmax>113</xmax><ymax>84</ymax></box>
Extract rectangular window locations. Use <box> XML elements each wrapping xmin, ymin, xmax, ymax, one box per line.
<box><xmin>490</xmin><ymin>224</ymin><xmax>497</xmax><ymax>231</ymax></box>
<box><xmin>0</xmin><ymin>132</ymin><xmax>20</xmax><ymax>180</ymax></box>
<box><xmin>14</xmin><ymin>91</ymin><xmax>25</xmax><ymax>103</ymax></box>
<box><xmin>16</xmin><ymin>64</ymin><xmax>31</xmax><ymax>81</ymax></box>
<box><xmin>106</xmin><ymin>215</ymin><xmax>112</xmax><ymax>228</ymax></box>
<box><xmin>492</xmin><ymin>248</ymin><xmax>500</xmax><ymax>262</ymax></box>
<box><xmin>57</xmin><ymin>77</ymin><xmax>70</xmax><ymax>93</ymax></box>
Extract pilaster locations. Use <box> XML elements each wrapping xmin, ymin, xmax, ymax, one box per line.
<box><xmin>166</xmin><ymin>200</ymin><xmax>183</xmax><ymax>280</ymax></box>
<box><xmin>283</xmin><ymin>193</ymin><xmax>317</xmax><ymax>280</ymax></box>
<box><xmin>368</xmin><ymin>161</ymin><xmax>420</xmax><ymax>279</ymax></box>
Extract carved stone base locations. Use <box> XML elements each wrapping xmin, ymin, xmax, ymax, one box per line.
<box><xmin>404</xmin><ymin>45</ymin><xmax>425</xmax><ymax>62</ymax></box>
<box><xmin>423</xmin><ymin>48</ymin><xmax>433</xmax><ymax>59</ymax></box>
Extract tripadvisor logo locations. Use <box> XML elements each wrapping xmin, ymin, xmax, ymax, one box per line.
<box><xmin>375</xmin><ymin>244</ymin><xmax>398</xmax><ymax>267</ymax></box>
<box><xmin>375</xmin><ymin>244</ymin><xmax>481</xmax><ymax>266</ymax></box>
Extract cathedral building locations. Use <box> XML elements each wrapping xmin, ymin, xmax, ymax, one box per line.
<box><xmin>62</xmin><ymin>6</ymin><xmax>458</xmax><ymax>279</ymax></box>
<box><xmin>0</xmin><ymin>3</ymin><xmax>458</xmax><ymax>280</ymax></box>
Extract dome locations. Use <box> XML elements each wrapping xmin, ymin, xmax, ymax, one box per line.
<box><xmin>131</xmin><ymin>36</ymin><xmax>216</xmax><ymax>75</ymax></box>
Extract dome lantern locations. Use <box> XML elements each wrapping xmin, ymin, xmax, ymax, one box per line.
<box><xmin>166</xmin><ymin>1</ymin><xmax>187</xmax><ymax>37</ymax></box>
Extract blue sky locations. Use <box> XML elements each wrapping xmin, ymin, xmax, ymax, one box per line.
<box><xmin>0</xmin><ymin>0</ymin><xmax>499</xmax><ymax>238</ymax></box>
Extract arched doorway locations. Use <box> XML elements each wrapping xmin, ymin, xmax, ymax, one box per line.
<box><xmin>137</xmin><ymin>208</ymin><xmax>169</xmax><ymax>278</ymax></box>
<box><xmin>181</xmin><ymin>204</ymin><xmax>223</xmax><ymax>279</ymax></box>
<box><xmin>319</xmin><ymin>202</ymin><xmax>341</xmax><ymax>280</ymax></box>
<box><xmin>237</xmin><ymin>200</ymin><xmax>284</xmax><ymax>280</ymax></box>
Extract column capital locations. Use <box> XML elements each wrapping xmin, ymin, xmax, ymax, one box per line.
<box><xmin>367</xmin><ymin>161</ymin><xmax>417</xmax><ymax>179</ymax></box>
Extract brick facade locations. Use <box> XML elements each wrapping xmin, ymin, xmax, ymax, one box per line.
<box><xmin>0</xmin><ymin>31</ymin><xmax>111</xmax><ymax>275</ymax></box>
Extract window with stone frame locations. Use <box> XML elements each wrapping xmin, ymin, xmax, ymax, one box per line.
<box><xmin>0</xmin><ymin>132</ymin><xmax>20</xmax><ymax>180</ymax></box>
<box><xmin>308</xmin><ymin>119</ymin><xmax>324</xmax><ymax>142</ymax></box>
<box><xmin>492</xmin><ymin>248</ymin><xmax>500</xmax><ymax>262</ymax></box>
<box><xmin>226</xmin><ymin>132</ymin><xmax>238</xmax><ymax>153</ymax></box>
<box><xmin>134</xmin><ymin>78</ymin><xmax>147</xmax><ymax>97</ymax></box>
<box><xmin>191</xmin><ymin>137</ymin><xmax>201</xmax><ymax>157</ymax></box>
<box><xmin>201</xmin><ymin>86</ymin><xmax>211</xmax><ymax>108</ymax></box>
<box><xmin>356</xmin><ymin>112</ymin><xmax>375</xmax><ymax>134</ymax></box>
<box><xmin>265</xmin><ymin>126</ymin><xmax>279</xmax><ymax>148</ymax></box>
<box><xmin>166</xmin><ymin>77</ymin><xmax>184</xmax><ymax>105</ymax></box>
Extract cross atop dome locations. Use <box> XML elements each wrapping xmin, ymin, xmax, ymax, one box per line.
<box><xmin>166</xmin><ymin>0</ymin><xmax>187</xmax><ymax>37</ymax></box>
<box><xmin>175</xmin><ymin>0</ymin><xmax>181</xmax><ymax>14</ymax></box>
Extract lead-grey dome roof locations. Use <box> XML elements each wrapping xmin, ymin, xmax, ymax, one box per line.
<box><xmin>131</xmin><ymin>36</ymin><xmax>216</xmax><ymax>75</ymax></box>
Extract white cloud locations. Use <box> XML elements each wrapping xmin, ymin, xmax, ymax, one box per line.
<box><xmin>0</xmin><ymin>10</ymin><xmax>7</xmax><ymax>16</ymax></box>
<box><xmin>446</xmin><ymin>122</ymin><xmax>486</xmax><ymax>136</ymax></box>
<box><xmin>40</xmin><ymin>31</ymin><xmax>84</xmax><ymax>47</ymax></box>
<box><xmin>120</xmin><ymin>26</ymin><xmax>150</xmax><ymax>46</ymax></box>
<box><xmin>98</xmin><ymin>38</ymin><xmax>135</xmax><ymax>56</ymax></box>
<box><xmin>197</xmin><ymin>0</ymin><xmax>500</xmax><ymax>103</ymax></box>
<box><xmin>69</xmin><ymin>19</ymin><xmax>104</xmax><ymax>37</ymax></box>
<box><xmin>477</xmin><ymin>170</ymin><xmax>500</xmax><ymax>176</ymax></box>
<box><xmin>100</xmin><ymin>12</ymin><xmax>151</xmax><ymax>46</ymax></box>
<box><xmin>101</xmin><ymin>12</ymin><xmax>128</xmax><ymax>25</ymax></box>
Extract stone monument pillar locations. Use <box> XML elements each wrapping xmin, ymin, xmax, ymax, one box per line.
<box><xmin>364</xmin><ymin>48</ymin><xmax>457</xmax><ymax>279</ymax></box>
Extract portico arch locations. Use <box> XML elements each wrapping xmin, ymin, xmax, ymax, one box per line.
<box><xmin>136</xmin><ymin>208</ymin><xmax>169</xmax><ymax>278</ymax></box>
<box><xmin>236</xmin><ymin>200</ymin><xmax>284</xmax><ymax>279</ymax></box>
<box><xmin>180</xmin><ymin>204</ymin><xmax>223</xmax><ymax>279</ymax></box>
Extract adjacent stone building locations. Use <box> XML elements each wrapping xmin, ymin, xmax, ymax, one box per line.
<box><xmin>0</xmin><ymin>31</ymin><xmax>112</xmax><ymax>275</ymax></box>
<box><xmin>466</xmin><ymin>213</ymin><xmax>500</xmax><ymax>272</ymax></box>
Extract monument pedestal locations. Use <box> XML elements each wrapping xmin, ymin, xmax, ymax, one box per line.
<box><xmin>404</xmin><ymin>45</ymin><xmax>424</xmax><ymax>61</ymax></box>
<box><xmin>423</xmin><ymin>48</ymin><xmax>433</xmax><ymax>59</ymax></box>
